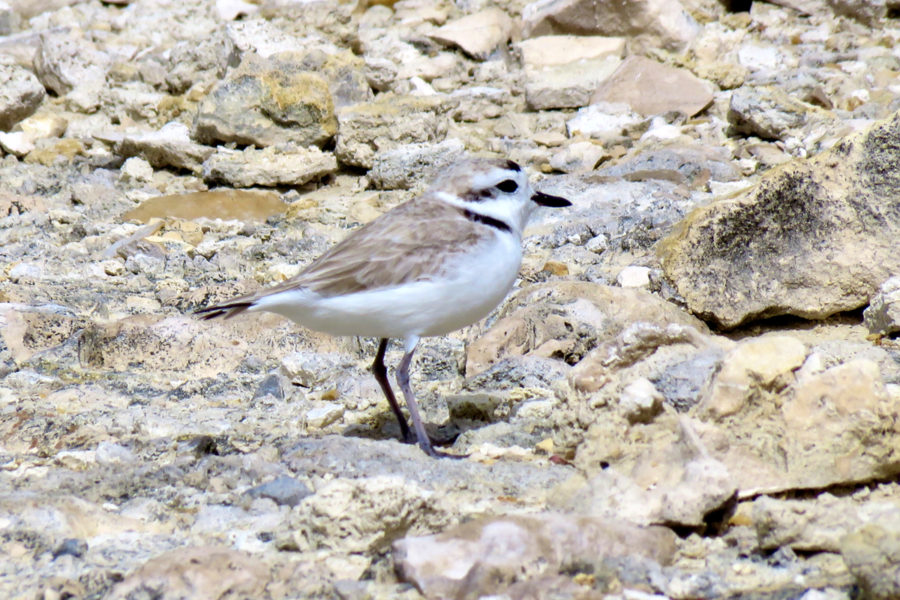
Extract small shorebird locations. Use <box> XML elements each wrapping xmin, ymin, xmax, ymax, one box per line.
<box><xmin>197</xmin><ymin>158</ymin><xmax>570</xmax><ymax>457</ymax></box>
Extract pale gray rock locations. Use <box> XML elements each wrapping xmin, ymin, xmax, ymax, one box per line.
<box><xmin>164</xmin><ymin>36</ymin><xmax>233</xmax><ymax>95</ymax></box>
<box><xmin>591</xmin><ymin>55</ymin><xmax>714</xmax><ymax>118</ymax></box>
<box><xmin>368</xmin><ymin>139</ymin><xmax>466</xmax><ymax>190</ymax></box>
<box><xmin>334</xmin><ymin>94</ymin><xmax>452</xmax><ymax>169</ymax></box>
<box><xmin>116</xmin><ymin>122</ymin><xmax>215</xmax><ymax>173</ymax></box>
<box><xmin>428</xmin><ymin>8</ymin><xmax>514</xmax><ymax>60</ymax></box>
<box><xmin>0</xmin><ymin>62</ymin><xmax>44</xmax><ymax>130</ymax></box>
<box><xmin>202</xmin><ymin>145</ymin><xmax>337</xmax><ymax>188</ymax></box>
<box><xmin>33</xmin><ymin>28</ymin><xmax>110</xmax><ymax>96</ymax></box>
<box><xmin>246</xmin><ymin>476</ymin><xmax>311</xmax><ymax>507</ymax></box>
<box><xmin>660</xmin><ymin>110</ymin><xmax>900</xmax><ymax>328</ymax></box>
<box><xmin>192</xmin><ymin>52</ymin><xmax>337</xmax><ymax>148</ymax></box>
<box><xmin>840</xmin><ymin>506</ymin><xmax>900</xmax><ymax>600</ymax></box>
<box><xmin>522</xmin><ymin>0</ymin><xmax>700</xmax><ymax>52</ymax></box>
<box><xmin>394</xmin><ymin>512</ymin><xmax>676</xmax><ymax>598</ymax></box>
<box><xmin>549</xmin><ymin>139</ymin><xmax>607</xmax><ymax>172</ymax></box>
<box><xmin>517</xmin><ymin>35</ymin><xmax>625</xmax><ymax>68</ymax></box>
<box><xmin>728</xmin><ymin>85</ymin><xmax>814</xmax><ymax>140</ymax></box>
<box><xmin>863</xmin><ymin>275</ymin><xmax>900</xmax><ymax>336</ymax></box>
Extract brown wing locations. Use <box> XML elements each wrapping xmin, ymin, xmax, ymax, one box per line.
<box><xmin>196</xmin><ymin>197</ymin><xmax>492</xmax><ymax>319</ymax></box>
<box><xmin>285</xmin><ymin>197</ymin><xmax>490</xmax><ymax>296</ymax></box>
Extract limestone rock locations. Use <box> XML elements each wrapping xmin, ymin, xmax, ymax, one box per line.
<box><xmin>728</xmin><ymin>85</ymin><xmax>817</xmax><ymax>140</ymax></box>
<box><xmin>394</xmin><ymin>513</ymin><xmax>676</xmax><ymax>599</ymax></box>
<box><xmin>202</xmin><ymin>145</ymin><xmax>337</xmax><ymax>188</ymax></box>
<box><xmin>193</xmin><ymin>52</ymin><xmax>337</xmax><ymax>148</ymax></box>
<box><xmin>698</xmin><ymin>335</ymin><xmax>807</xmax><ymax>419</ymax></box>
<box><xmin>0</xmin><ymin>62</ymin><xmax>44</xmax><ymax>130</ymax></box>
<box><xmin>659</xmin><ymin>110</ymin><xmax>900</xmax><ymax>329</ymax></box>
<box><xmin>754</xmin><ymin>494</ymin><xmax>900</xmax><ymax>552</ymax></box>
<box><xmin>522</xmin><ymin>0</ymin><xmax>700</xmax><ymax>52</ymax></box>
<box><xmin>368</xmin><ymin>138</ymin><xmax>466</xmax><ymax>190</ymax></box>
<box><xmin>428</xmin><ymin>8</ymin><xmax>514</xmax><ymax>60</ymax></box>
<box><xmin>840</xmin><ymin>506</ymin><xmax>900</xmax><ymax>600</ymax></box>
<box><xmin>334</xmin><ymin>94</ymin><xmax>451</xmax><ymax>169</ymax></box>
<box><xmin>116</xmin><ymin>122</ymin><xmax>215</xmax><ymax>173</ymax></box>
<box><xmin>33</xmin><ymin>28</ymin><xmax>110</xmax><ymax>97</ymax></box>
<box><xmin>548</xmin><ymin>139</ymin><xmax>607</xmax><ymax>172</ymax></box>
<box><xmin>517</xmin><ymin>35</ymin><xmax>625</xmax><ymax>68</ymax></box>
<box><xmin>591</xmin><ymin>55</ymin><xmax>714</xmax><ymax>118</ymax></box>
<box><xmin>467</xmin><ymin>282</ymin><xmax>706</xmax><ymax>376</ymax></box>
<box><xmin>290</xmin><ymin>476</ymin><xmax>433</xmax><ymax>553</ymax></box>
<box><xmin>107</xmin><ymin>546</ymin><xmax>269</xmax><ymax>600</ymax></box>
<box><xmin>566</xmin><ymin>102</ymin><xmax>644</xmax><ymax>142</ymax></box>
<box><xmin>863</xmin><ymin>275</ymin><xmax>900</xmax><ymax>336</ymax></box>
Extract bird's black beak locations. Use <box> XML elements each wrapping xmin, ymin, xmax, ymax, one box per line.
<box><xmin>531</xmin><ymin>191</ymin><xmax>571</xmax><ymax>207</ymax></box>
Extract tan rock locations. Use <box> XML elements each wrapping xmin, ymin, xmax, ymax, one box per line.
<box><xmin>394</xmin><ymin>512</ymin><xmax>676</xmax><ymax>599</ymax></box>
<box><xmin>517</xmin><ymin>35</ymin><xmax>625</xmax><ymax>68</ymax></box>
<box><xmin>428</xmin><ymin>8</ymin><xmax>514</xmax><ymax>60</ymax></box>
<box><xmin>699</xmin><ymin>335</ymin><xmax>807</xmax><ymax>419</ymax></box>
<box><xmin>591</xmin><ymin>55</ymin><xmax>714</xmax><ymax>118</ymax></box>
<box><xmin>107</xmin><ymin>546</ymin><xmax>269</xmax><ymax>600</ymax></box>
<box><xmin>466</xmin><ymin>281</ymin><xmax>708</xmax><ymax>377</ymax></box>
<box><xmin>522</xmin><ymin>0</ymin><xmax>699</xmax><ymax>52</ymax></box>
<box><xmin>840</xmin><ymin>507</ymin><xmax>900</xmax><ymax>600</ymax></box>
<box><xmin>124</xmin><ymin>190</ymin><xmax>285</xmax><ymax>223</ymax></box>
<box><xmin>193</xmin><ymin>52</ymin><xmax>337</xmax><ymax>148</ymax></box>
<box><xmin>659</xmin><ymin>110</ymin><xmax>900</xmax><ymax>329</ymax></box>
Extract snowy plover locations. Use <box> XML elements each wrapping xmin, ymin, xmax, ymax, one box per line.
<box><xmin>197</xmin><ymin>158</ymin><xmax>571</xmax><ymax>457</ymax></box>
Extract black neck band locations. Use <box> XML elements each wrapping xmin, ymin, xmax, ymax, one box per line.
<box><xmin>463</xmin><ymin>209</ymin><xmax>512</xmax><ymax>233</ymax></box>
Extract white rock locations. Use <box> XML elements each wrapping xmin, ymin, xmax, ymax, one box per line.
<box><xmin>619</xmin><ymin>378</ymin><xmax>663</xmax><ymax>423</ymax></box>
<box><xmin>306</xmin><ymin>403</ymin><xmax>345</xmax><ymax>429</ymax></box>
<box><xmin>518</xmin><ymin>35</ymin><xmax>625</xmax><ymax>68</ymax></box>
<box><xmin>119</xmin><ymin>156</ymin><xmax>154</xmax><ymax>184</ymax></box>
<box><xmin>566</xmin><ymin>102</ymin><xmax>643</xmax><ymax>141</ymax></box>
<box><xmin>0</xmin><ymin>130</ymin><xmax>34</xmax><ymax>156</ymax></box>
<box><xmin>549</xmin><ymin>140</ymin><xmax>607</xmax><ymax>173</ymax></box>
<box><xmin>616</xmin><ymin>266</ymin><xmax>651</xmax><ymax>288</ymax></box>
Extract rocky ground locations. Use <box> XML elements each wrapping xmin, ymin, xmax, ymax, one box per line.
<box><xmin>1</xmin><ymin>0</ymin><xmax>900</xmax><ymax>598</ymax></box>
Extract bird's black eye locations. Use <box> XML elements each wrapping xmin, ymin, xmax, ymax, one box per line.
<box><xmin>496</xmin><ymin>179</ymin><xmax>518</xmax><ymax>193</ymax></box>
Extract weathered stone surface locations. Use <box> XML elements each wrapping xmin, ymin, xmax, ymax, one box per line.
<box><xmin>124</xmin><ymin>190</ymin><xmax>285</xmax><ymax>223</ymax></box>
<box><xmin>522</xmin><ymin>0</ymin><xmax>700</xmax><ymax>51</ymax></box>
<box><xmin>290</xmin><ymin>476</ymin><xmax>435</xmax><ymax>553</ymax></box>
<box><xmin>728</xmin><ymin>85</ymin><xmax>817</xmax><ymax>140</ymax></box>
<box><xmin>518</xmin><ymin>35</ymin><xmax>625</xmax><ymax>68</ymax></box>
<box><xmin>591</xmin><ymin>55</ymin><xmax>714</xmax><ymax>118</ymax></box>
<box><xmin>368</xmin><ymin>138</ymin><xmax>466</xmax><ymax>190</ymax></box>
<box><xmin>467</xmin><ymin>281</ymin><xmax>708</xmax><ymax>377</ymax></box>
<box><xmin>840</xmin><ymin>506</ymin><xmax>900</xmax><ymax>600</ymax></box>
<box><xmin>334</xmin><ymin>94</ymin><xmax>451</xmax><ymax>169</ymax></box>
<box><xmin>202</xmin><ymin>145</ymin><xmax>337</xmax><ymax>187</ymax></box>
<box><xmin>193</xmin><ymin>52</ymin><xmax>337</xmax><ymax>148</ymax></box>
<box><xmin>428</xmin><ymin>8</ymin><xmax>513</xmax><ymax>60</ymax></box>
<box><xmin>33</xmin><ymin>28</ymin><xmax>110</xmax><ymax>96</ymax></box>
<box><xmin>524</xmin><ymin>54</ymin><xmax>621</xmax><ymax>110</ymax></box>
<box><xmin>116</xmin><ymin>122</ymin><xmax>215</xmax><ymax>173</ymax></box>
<box><xmin>698</xmin><ymin>335</ymin><xmax>807</xmax><ymax>419</ymax></box>
<box><xmin>394</xmin><ymin>513</ymin><xmax>676</xmax><ymax>599</ymax></box>
<box><xmin>659</xmin><ymin>110</ymin><xmax>900</xmax><ymax>328</ymax></box>
<box><xmin>755</xmin><ymin>494</ymin><xmax>900</xmax><ymax>552</ymax></box>
<box><xmin>863</xmin><ymin>275</ymin><xmax>900</xmax><ymax>336</ymax></box>
<box><xmin>107</xmin><ymin>546</ymin><xmax>269</xmax><ymax>600</ymax></box>
<box><xmin>0</xmin><ymin>62</ymin><xmax>44</xmax><ymax>130</ymax></box>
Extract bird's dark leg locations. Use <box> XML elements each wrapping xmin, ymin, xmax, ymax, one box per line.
<box><xmin>396</xmin><ymin>336</ymin><xmax>444</xmax><ymax>458</ymax></box>
<box><xmin>371</xmin><ymin>338</ymin><xmax>414</xmax><ymax>443</ymax></box>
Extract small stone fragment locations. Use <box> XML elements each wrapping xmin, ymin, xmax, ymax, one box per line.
<box><xmin>306</xmin><ymin>403</ymin><xmax>344</xmax><ymax>429</ymax></box>
<box><xmin>619</xmin><ymin>377</ymin><xmax>663</xmax><ymax>423</ymax></box>
<box><xmin>0</xmin><ymin>62</ymin><xmax>44</xmax><ymax>130</ymax></box>
<box><xmin>728</xmin><ymin>85</ymin><xmax>814</xmax><ymax>140</ymax></box>
<box><xmin>117</xmin><ymin>122</ymin><xmax>215</xmax><ymax>173</ymax></box>
<box><xmin>616</xmin><ymin>266</ymin><xmax>651</xmax><ymax>288</ymax></box>
<box><xmin>428</xmin><ymin>8</ymin><xmax>513</xmax><ymax>60</ymax></box>
<box><xmin>247</xmin><ymin>476</ymin><xmax>312</xmax><ymax>507</ymax></box>
<box><xmin>863</xmin><ymin>276</ymin><xmax>900</xmax><ymax>336</ymax></box>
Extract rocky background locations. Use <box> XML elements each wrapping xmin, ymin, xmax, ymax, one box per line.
<box><xmin>1</xmin><ymin>0</ymin><xmax>899</xmax><ymax>598</ymax></box>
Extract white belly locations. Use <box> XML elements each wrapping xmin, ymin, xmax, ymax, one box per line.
<box><xmin>252</xmin><ymin>234</ymin><xmax>522</xmax><ymax>339</ymax></box>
